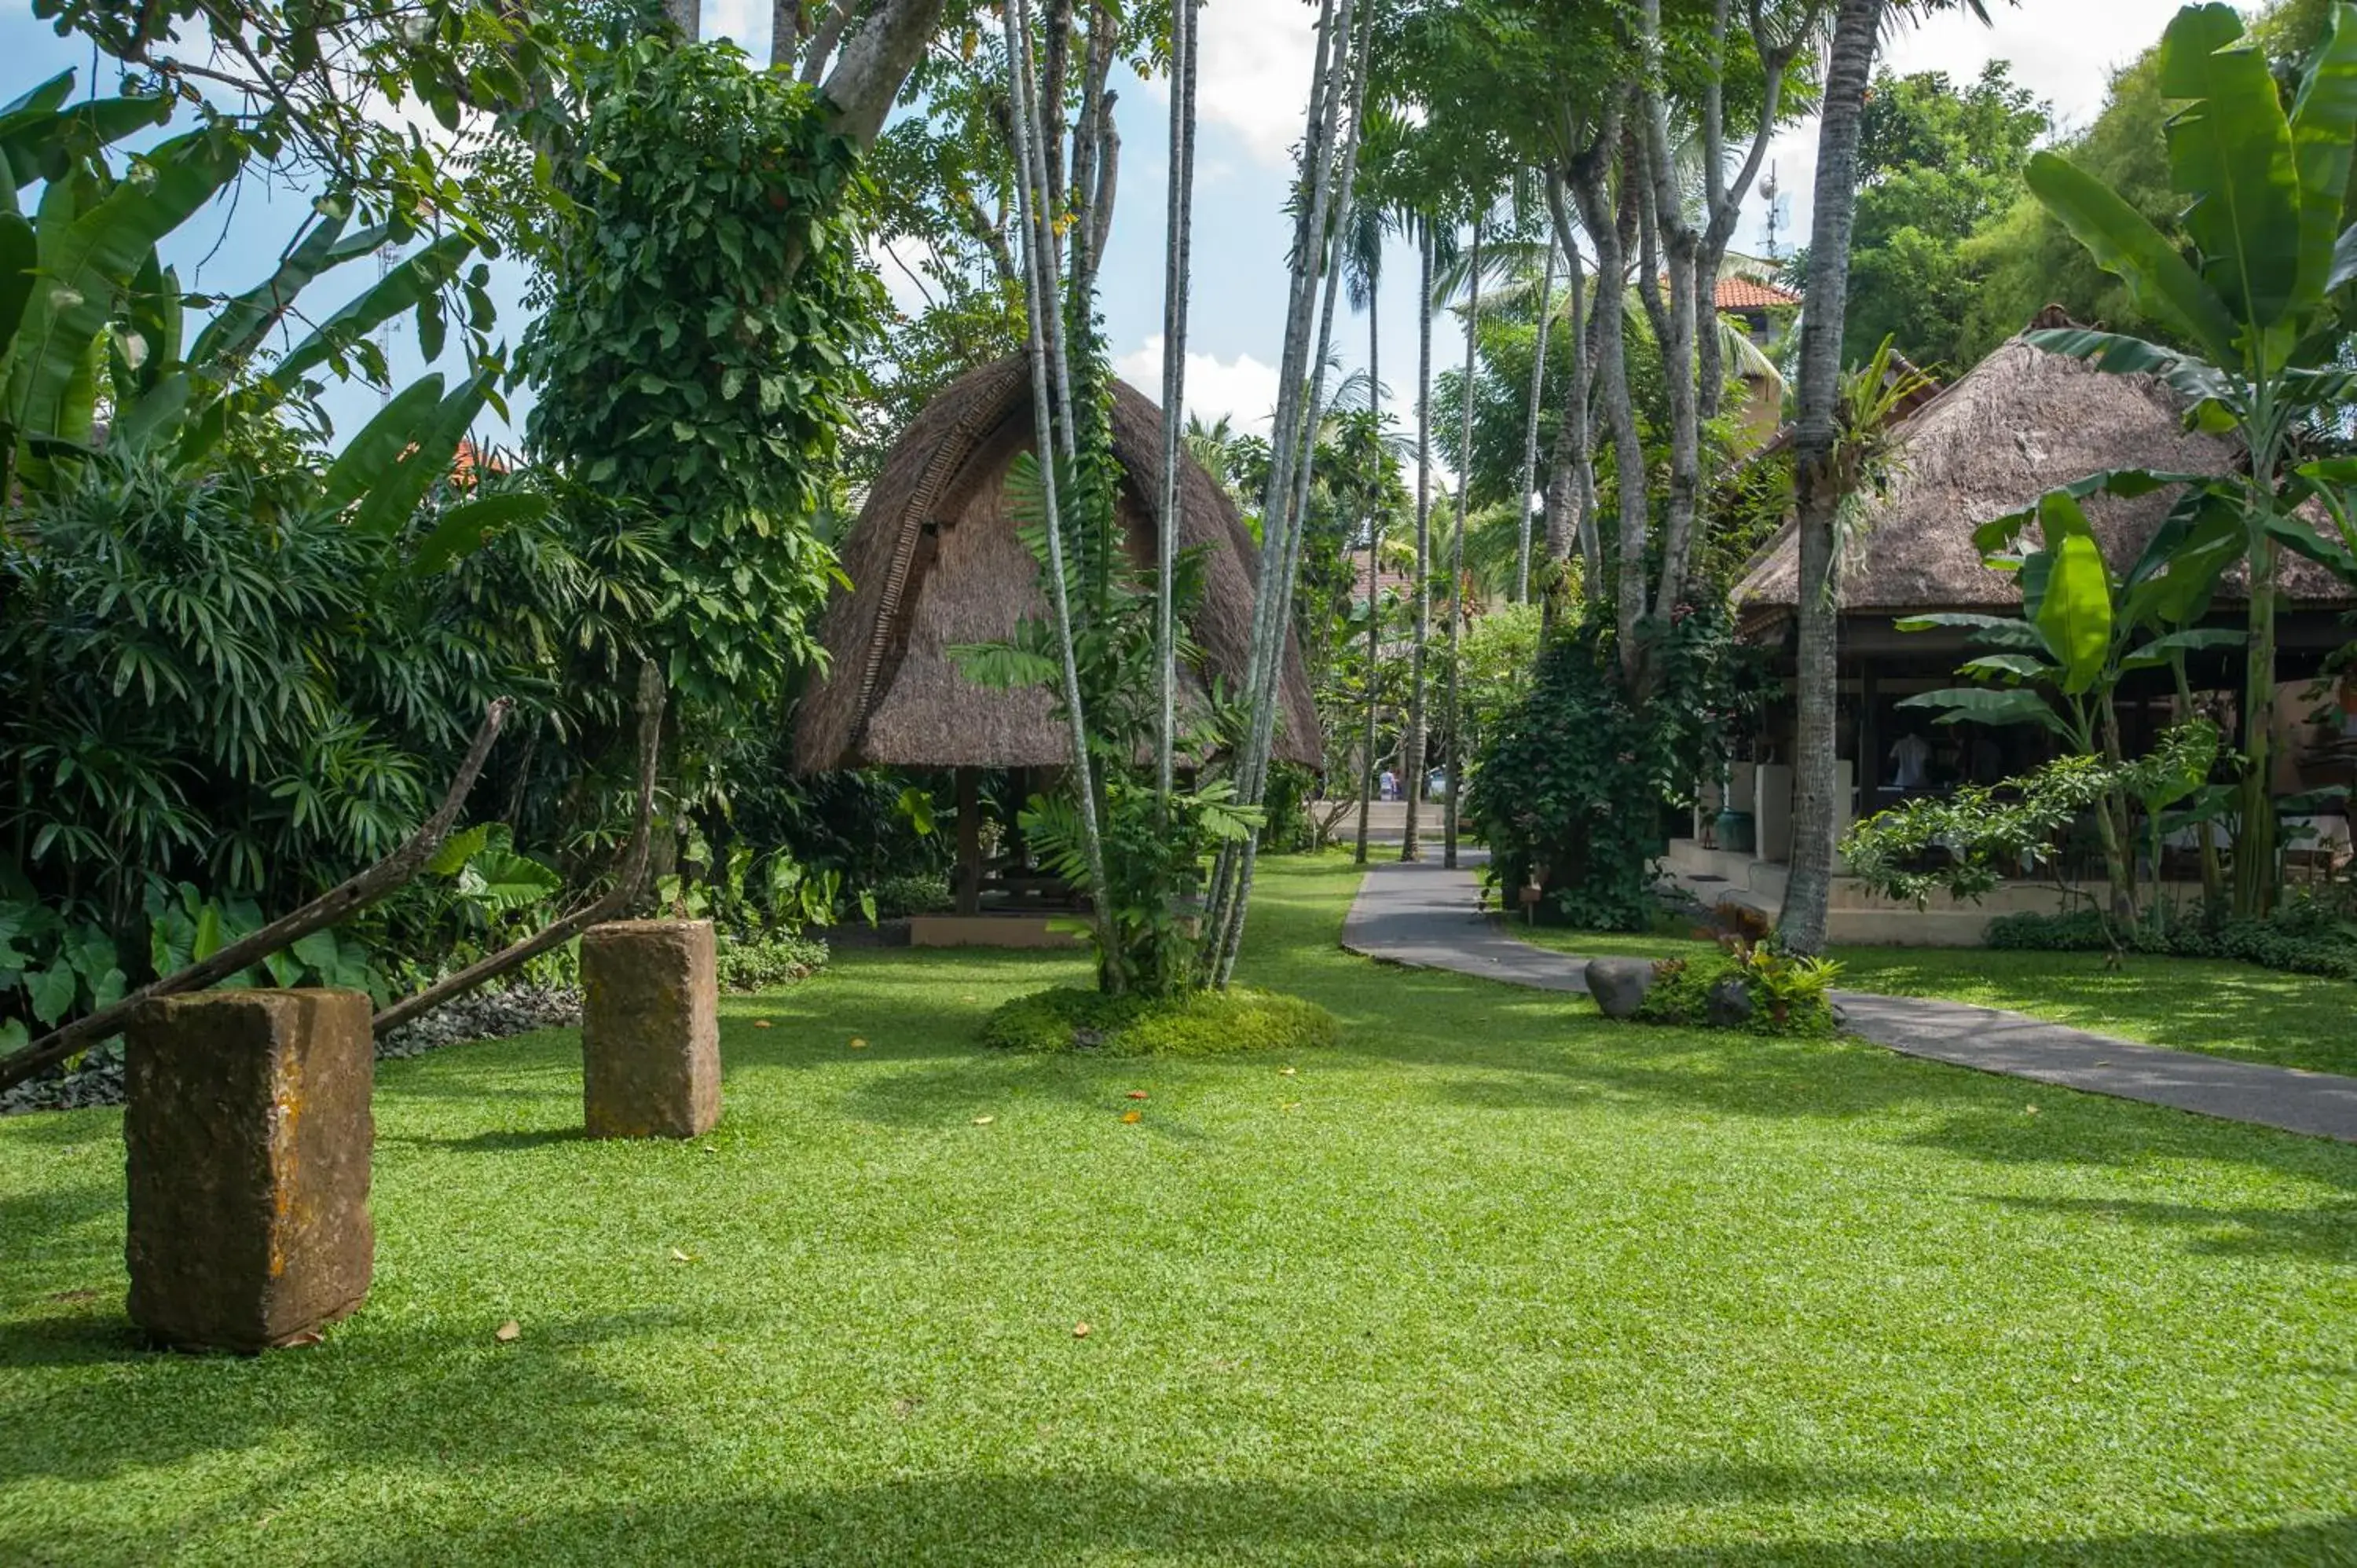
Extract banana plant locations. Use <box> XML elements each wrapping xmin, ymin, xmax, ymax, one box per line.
<box><xmin>2018</xmin><ymin>0</ymin><xmax>2357</xmax><ymax>915</ymax></box>
<box><xmin>1897</xmin><ymin>489</ymin><xmax>2245</xmax><ymax>923</ymax></box>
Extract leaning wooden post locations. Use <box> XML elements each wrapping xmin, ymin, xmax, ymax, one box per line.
<box><xmin>125</xmin><ymin>990</ymin><xmax>376</xmax><ymax>1352</ymax></box>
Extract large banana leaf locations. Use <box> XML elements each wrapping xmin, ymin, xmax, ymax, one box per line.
<box><xmin>410</xmin><ymin>491</ymin><xmax>552</xmax><ymax>574</ymax></box>
<box><xmin>2023</xmin><ymin>154</ymin><xmax>2240</xmax><ymax>364</ymax></box>
<box><xmin>2121</xmin><ymin>488</ymin><xmax>2244</xmax><ymax>628</ymax></box>
<box><xmin>2159</xmin><ymin>2</ymin><xmax>2305</xmax><ymax>331</ymax></box>
<box><xmin>1898</xmin><ymin>687</ymin><xmax>2072</xmax><ymax>738</ymax></box>
<box><xmin>0</xmin><ymin>211</ymin><xmax>31</xmax><ymax>368</ymax></box>
<box><xmin>349</xmin><ymin>368</ymin><xmax>493</xmax><ymax>540</ymax></box>
<box><xmin>6</xmin><ymin>133</ymin><xmax>241</xmax><ymax>481</ymax></box>
<box><xmin>2121</xmin><ymin>626</ymin><xmax>2245</xmax><ymax>671</ymax></box>
<box><xmin>319</xmin><ymin>376</ymin><xmax>446</xmax><ymax>513</ymax></box>
<box><xmin>2034</xmin><ymin>531</ymin><xmax>2113</xmax><ymax>695</ymax></box>
<box><xmin>1970</xmin><ymin>463</ymin><xmax>2207</xmax><ymax>555</ymax></box>
<box><xmin>2288</xmin><ymin>3</ymin><xmax>2357</xmax><ymax>308</ymax></box>
<box><xmin>2264</xmin><ymin>509</ymin><xmax>2357</xmax><ymax>581</ymax></box>
<box><xmin>1892</xmin><ymin>611</ymin><xmax>2053</xmax><ymax>653</ymax></box>
<box><xmin>0</xmin><ymin>73</ymin><xmax>170</xmax><ymax>190</ymax></box>
<box><xmin>269</xmin><ymin>233</ymin><xmax>474</xmax><ymax>388</ymax></box>
<box><xmin>188</xmin><ymin>201</ymin><xmax>392</xmax><ymax>373</ymax></box>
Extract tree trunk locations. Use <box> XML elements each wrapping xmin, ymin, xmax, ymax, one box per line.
<box><xmin>1000</xmin><ymin>0</ymin><xmax>1115</xmax><ymax>983</ymax></box>
<box><xmin>1155</xmin><ymin>0</ymin><xmax>1198</xmax><ymax>811</ymax></box>
<box><xmin>1567</xmin><ymin>102</ymin><xmax>1644</xmax><ymax>680</ymax></box>
<box><xmin>1354</xmin><ymin>271</ymin><xmax>1383</xmax><ymax>866</ymax></box>
<box><xmin>1442</xmin><ymin>219</ymin><xmax>1481</xmax><ymax>869</ymax></box>
<box><xmin>1401</xmin><ymin>226</ymin><xmax>1435</xmax><ymax>864</ymax></box>
<box><xmin>818</xmin><ymin>0</ymin><xmax>950</xmax><ymax>147</ymax></box>
<box><xmin>1515</xmin><ymin>233</ymin><xmax>1556</xmax><ymax>604</ymax></box>
<box><xmin>2234</xmin><ymin>534</ymin><xmax>2281</xmax><ymax>915</ymax></box>
<box><xmin>1776</xmin><ymin>0</ymin><xmax>1883</xmax><ymax>956</ymax></box>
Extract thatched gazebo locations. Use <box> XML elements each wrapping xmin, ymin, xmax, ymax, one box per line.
<box><xmin>1722</xmin><ymin>321</ymin><xmax>2354</xmax><ymax>855</ymax></box>
<box><xmin>794</xmin><ymin>355</ymin><xmax>1321</xmax><ymax>927</ymax></box>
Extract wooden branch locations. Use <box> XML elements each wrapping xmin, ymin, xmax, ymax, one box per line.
<box><xmin>372</xmin><ymin>664</ymin><xmax>665</xmax><ymax>1038</ymax></box>
<box><xmin>0</xmin><ymin>700</ymin><xmax>513</xmax><ymax>1094</ymax></box>
<box><xmin>819</xmin><ymin>0</ymin><xmax>950</xmax><ymax>145</ymax></box>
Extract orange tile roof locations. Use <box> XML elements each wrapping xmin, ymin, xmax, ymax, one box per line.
<box><xmin>1715</xmin><ymin>275</ymin><xmax>1801</xmax><ymax>312</ymax></box>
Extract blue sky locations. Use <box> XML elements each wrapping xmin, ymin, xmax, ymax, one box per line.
<box><xmin>1</xmin><ymin>0</ymin><xmax>2195</xmax><ymax>456</ymax></box>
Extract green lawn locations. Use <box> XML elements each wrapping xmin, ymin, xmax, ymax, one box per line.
<box><xmin>1511</xmin><ymin>921</ymin><xmax>2357</xmax><ymax>1079</ymax></box>
<box><xmin>2</xmin><ymin>856</ymin><xmax>2354</xmax><ymax>1564</ymax></box>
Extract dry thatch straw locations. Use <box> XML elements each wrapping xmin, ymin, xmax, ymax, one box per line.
<box><xmin>1733</xmin><ymin>331</ymin><xmax>2354</xmax><ymax>636</ymax></box>
<box><xmin>796</xmin><ymin>355</ymin><xmax>1322</xmax><ymax>771</ymax></box>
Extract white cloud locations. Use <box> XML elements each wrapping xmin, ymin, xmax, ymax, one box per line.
<box><xmin>1117</xmin><ymin>334</ymin><xmax>1282</xmax><ymax>438</ymax></box>
<box><xmin>1188</xmin><ymin>0</ymin><xmax>1323</xmax><ymax>167</ymax></box>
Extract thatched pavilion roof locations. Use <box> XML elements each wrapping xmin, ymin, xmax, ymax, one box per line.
<box><xmin>1732</xmin><ymin>332</ymin><xmax>2352</xmax><ymax>635</ymax></box>
<box><xmin>795</xmin><ymin>356</ymin><xmax>1322</xmax><ymax>772</ymax></box>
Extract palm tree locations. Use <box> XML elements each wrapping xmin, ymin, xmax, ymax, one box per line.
<box><xmin>1345</xmin><ymin>196</ymin><xmax>1390</xmax><ymax>866</ymax></box>
<box><xmin>1776</xmin><ymin>0</ymin><xmax>1884</xmax><ymax>954</ymax></box>
<box><xmin>1442</xmin><ymin>213</ymin><xmax>1483</xmax><ymax>869</ymax></box>
<box><xmin>1400</xmin><ymin>223</ymin><xmax>1435</xmax><ymax>864</ymax></box>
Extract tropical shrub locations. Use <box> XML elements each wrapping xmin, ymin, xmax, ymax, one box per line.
<box><xmin>1986</xmin><ymin>900</ymin><xmax>2357</xmax><ymax>982</ymax></box>
<box><xmin>981</xmin><ymin>985</ymin><xmax>1340</xmax><ymax>1056</ymax></box>
<box><xmin>1626</xmin><ymin>951</ymin><xmax>1842</xmax><ymax>1037</ymax></box>
<box><xmin>1468</xmin><ymin>606</ymin><xmax>1758</xmax><ymax>930</ymax></box>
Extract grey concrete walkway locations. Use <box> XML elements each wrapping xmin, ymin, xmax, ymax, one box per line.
<box><xmin>1343</xmin><ymin>856</ymin><xmax>2357</xmax><ymax>1144</ymax></box>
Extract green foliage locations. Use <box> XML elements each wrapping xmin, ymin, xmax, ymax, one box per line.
<box><xmin>714</xmin><ymin>931</ymin><xmax>830</xmax><ymax>992</ymax></box>
<box><xmin>1842</xmin><ymin>723</ymin><xmax>2223</xmax><ymax>909</ymax></box>
<box><xmin>1626</xmin><ymin>949</ymin><xmax>1841</xmax><ymax>1038</ymax></box>
<box><xmin>522</xmin><ymin>38</ymin><xmax>883</xmax><ymax>709</ymax></box>
<box><xmin>1468</xmin><ymin>607</ymin><xmax>1761</xmax><ymax>931</ymax></box>
<box><xmin>1845</xmin><ymin>63</ymin><xmax>2052</xmax><ymax>371</ymax></box>
<box><xmin>870</xmin><ymin>874</ymin><xmax>954</xmax><ymax>919</ymax></box>
<box><xmin>979</xmin><ymin>984</ymin><xmax>1340</xmax><ymax>1057</ymax></box>
<box><xmin>1986</xmin><ymin>899</ymin><xmax>2357</xmax><ymax>982</ymax></box>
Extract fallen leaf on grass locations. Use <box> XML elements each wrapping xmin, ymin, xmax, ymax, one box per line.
<box><xmin>1278</xmin><ymin>1068</ymin><xmax>1297</xmax><ymax>1077</ymax></box>
<box><xmin>1072</xmin><ymin>1322</ymin><xmax>1091</xmax><ymax>1339</ymax></box>
<box><xmin>1120</xmin><ymin>1109</ymin><xmax>1142</xmax><ymax>1124</ymax></box>
<box><xmin>281</xmin><ymin>1329</ymin><xmax>324</xmax><ymax>1348</ymax></box>
<box><xmin>494</xmin><ymin>1320</ymin><xmax>521</xmax><ymax>1343</ymax></box>
<box><xmin>2025</xmin><ymin>1105</ymin><xmax>2039</xmax><ymax>1116</ymax></box>
<box><xmin>752</xmin><ymin>1020</ymin><xmax>773</xmax><ymax>1030</ymax></box>
<box><xmin>46</xmin><ymin>1288</ymin><xmax>99</xmax><ymax>1305</ymax></box>
<box><xmin>1281</xmin><ymin>1102</ymin><xmax>1302</xmax><ymax>1112</ymax></box>
<box><xmin>1126</xmin><ymin>1090</ymin><xmax>1149</xmax><ymax>1101</ymax></box>
<box><xmin>849</xmin><ymin>1037</ymin><xmax>870</xmax><ymax>1050</ymax></box>
<box><xmin>972</xmin><ymin>1115</ymin><xmax>995</xmax><ymax>1126</ymax></box>
<box><xmin>670</xmin><ymin>1247</ymin><xmax>691</xmax><ymax>1262</ymax></box>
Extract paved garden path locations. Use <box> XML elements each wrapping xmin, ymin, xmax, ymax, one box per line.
<box><xmin>1343</xmin><ymin>855</ymin><xmax>2357</xmax><ymax>1144</ymax></box>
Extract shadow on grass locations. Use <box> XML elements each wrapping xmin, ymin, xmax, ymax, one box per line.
<box><xmin>314</xmin><ymin>1472</ymin><xmax>2352</xmax><ymax>1568</ymax></box>
<box><xmin>0</xmin><ymin>1302</ymin><xmax>705</xmax><ymax>1487</ymax></box>
<box><xmin>1985</xmin><ymin>1192</ymin><xmax>2357</xmax><ymax>1264</ymax></box>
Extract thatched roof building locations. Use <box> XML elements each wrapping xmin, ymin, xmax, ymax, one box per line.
<box><xmin>796</xmin><ymin>356</ymin><xmax>1321</xmax><ymax>773</ymax></box>
<box><xmin>1732</xmin><ymin>331</ymin><xmax>2352</xmax><ymax>639</ymax></box>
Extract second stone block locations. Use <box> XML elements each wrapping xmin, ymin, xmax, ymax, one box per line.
<box><xmin>581</xmin><ymin>918</ymin><xmax>721</xmax><ymax>1138</ymax></box>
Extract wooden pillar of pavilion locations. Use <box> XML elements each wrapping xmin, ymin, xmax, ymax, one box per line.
<box><xmin>955</xmin><ymin>767</ymin><xmax>983</xmax><ymax>917</ymax></box>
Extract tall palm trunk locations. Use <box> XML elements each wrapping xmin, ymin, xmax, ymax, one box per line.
<box><xmin>1776</xmin><ymin>0</ymin><xmax>1883</xmax><ymax>956</ymax></box>
<box><xmin>1515</xmin><ymin>233</ymin><xmax>1556</xmax><ymax>604</ymax></box>
<box><xmin>1155</xmin><ymin>0</ymin><xmax>1199</xmax><ymax>811</ymax></box>
<box><xmin>1001</xmin><ymin>0</ymin><xmax>1113</xmax><ymax>976</ymax></box>
<box><xmin>1401</xmin><ymin>227</ymin><xmax>1435</xmax><ymax>864</ymax></box>
<box><xmin>1442</xmin><ymin>218</ymin><xmax>1481</xmax><ymax>870</ymax></box>
<box><xmin>1354</xmin><ymin>275</ymin><xmax>1383</xmax><ymax>866</ymax></box>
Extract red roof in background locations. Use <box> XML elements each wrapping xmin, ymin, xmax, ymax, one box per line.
<box><xmin>1715</xmin><ymin>275</ymin><xmax>1800</xmax><ymax>312</ymax></box>
<box><xmin>1353</xmin><ymin>557</ymin><xmax>1416</xmax><ymax>605</ymax></box>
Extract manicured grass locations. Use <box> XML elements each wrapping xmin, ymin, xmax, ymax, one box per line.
<box><xmin>1513</xmin><ymin>921</ymin><xmax>2357</xmax><ymax>1078</ymax></box>
<box><xmin>2</xmin><ymin>855</ymin><xmax>2354</xmax><ymax>1565</ymax></box>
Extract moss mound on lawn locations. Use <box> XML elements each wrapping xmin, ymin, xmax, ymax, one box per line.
<box><xmin>982</xmin><ymin>984</ymin><xmax>1340</xmax><ymax>1056</ymax></box>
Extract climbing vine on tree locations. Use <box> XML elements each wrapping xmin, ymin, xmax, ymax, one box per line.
<box><xmin>522</xmin><ymin>38</ymin><xmax>884</xmax><ymax>708</ymax></box>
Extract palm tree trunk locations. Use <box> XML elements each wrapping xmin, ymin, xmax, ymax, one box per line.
<box><xmin>1002</xmin><ymin>0</ymin><xmax>1114</xmax><ymax>982</ymax></box>
<box><xmin>1567</xmin><ymin>98</ymin><xmax>1644</xmax><ymax>680</ymax></box>
<box><xmin>1515</xmin><ymin>233</ymin><xmax>1556</xmax><ymax>604</ymax></box>
<box><xmin>1155</xmin><ymin>0</ymin><xmax>1198</xmax><ymax>811</ymax></box>
<box><xmin>1776</xmin><ymin>0</ymin><xmax>1882</xmax><ymax>957</ymax></box>
<box><xmin>1401</xmin><ymin>226</ymin><xmax>1435</xmax><ymax>864</ymax></box>
<box><xmin>1442</xmin><ymin>219</ymin><xmax>1481</xmax><ymax>870</ymax></box>
<box><xmin>1354</xmin><ymin>274</ymin><xmax>1383</xmax><ymax>866</ymax></box>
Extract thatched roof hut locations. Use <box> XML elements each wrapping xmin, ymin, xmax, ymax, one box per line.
<box><xmin>796</xmin><ymin>356</ymin><xmax>1321</xmax><ymax>773</ymax></box>
<box><xmin>1732</xmin><ymin>332</ymin><xmax>2352</xmax><ymax>637</ymax></box>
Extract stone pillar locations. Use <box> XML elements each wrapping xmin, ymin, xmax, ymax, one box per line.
<box><xmin>581</xmin><ymin>919</ymin><xmax>720</xmax><ymax>1138</ymax></box>
<box><xmin>124</xmin><ymin>989</ymin><xmax>375</xmax><ymax>1353</ymax></box>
